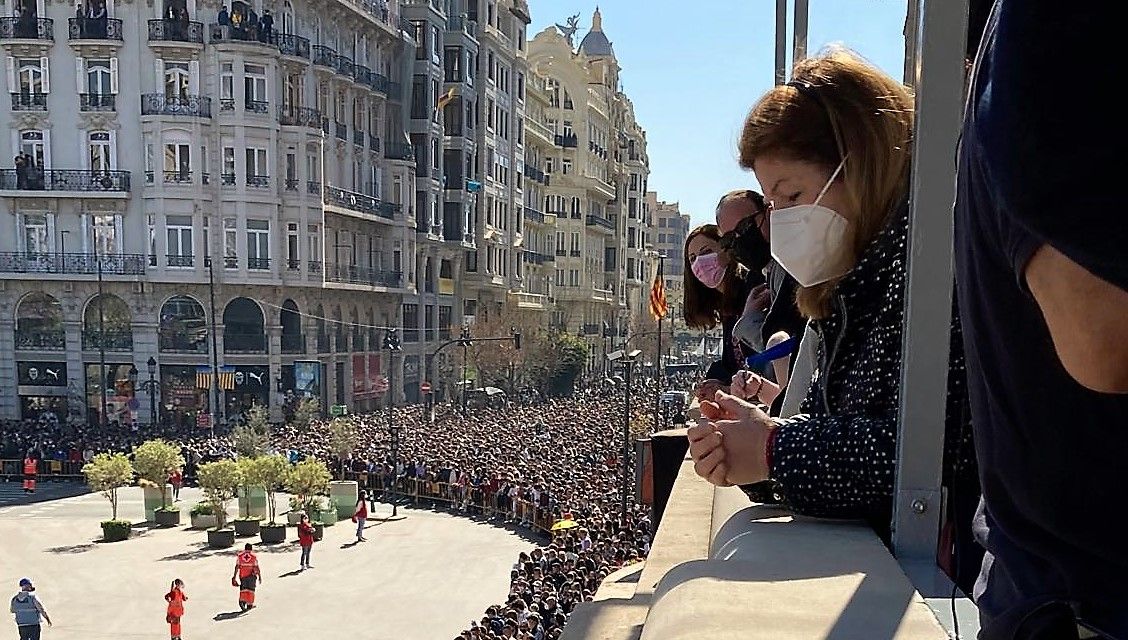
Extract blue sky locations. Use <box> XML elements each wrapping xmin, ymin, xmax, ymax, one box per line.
<box><xmin>528</xmin><ymin>0</ymin><xmax>908</xmax><ymax>227</ymax></box>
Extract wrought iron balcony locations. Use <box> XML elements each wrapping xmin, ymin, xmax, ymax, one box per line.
<box><xmin>163</xmin><ymin>170</ymin><xmax>193</xmax><ymax>184</ymax></box>
<box><xmin>0</xmin><ymin>252</ymin><xmax>147</xmax><ymax>275</ymax></box>
<box><xmin>278</xmin><ymin>104</ymin><xmax>321</xmax><ymax>128</ymax></box>
<box><xmin>219</xmin><ymin>98</ymin><xmax>235</xmax><ymax>112</ymax></box>
<box><xmin>353</xmin><ymin>129</ymin><xmax>365</xmax><ymax>146</ymax></box>
<box><xmin>307</xmin><ymin>260</ymin><xmax>322</xmax><ymax>275</ymax></box>
<box><xmin>286</xmin><ymin>258</ymin><xmax>300</xmax><ymax>270</ymax></box>
<box><xmin>159</xmin><ymin>331</ymin><xmax>208</xmax><ymax>354</ymax></box>
<box><xmin>570</xmin><ymin>249</ymin><xmax>581</xmax><ymax>257</ymax></box>
<box><xmin>69</xmin><ymin>16</ymin><xmax>122</xmax><ymax>40</ymax></box>
<box><xmin>370</xmin><ymin>73</ymin><xmax>390</xmax><ymax>94</ymax></box>
<box><xmin>312</xmin><ymin>44</ymin><xmax>336</xmax><ymax>67</ymax></box>
<box><xmin>0</xmin><ymin>16</ymin><xmax>53</xmax><ymax>41</ymax></box>
<box><xmin>208</xmin><ymin>23</ymin><xmax>274</xmax><ymax>47</ymax></box>
<box><xmin>245</xmin><ymin>99</ymin><xmax>269</xmax><ymax>114</ymax></box>
<box><xmin>147</xmin><ymin>19</ymin><xmax>203</xmax><ymax>44</ymax></box>
<box><xmin>353</xmin><ymin>64</ymin><xmax>373</xmax><ymax>86</ymax></box>
<box><xmin>307</xmin><ymin>180</ymin><xmax>321</xmax><ymax>195</ymax></box>
<box><xmin>323</xmin><ymin>185</ymin><xmax>395</xmax><ymax>220</ymax></box>
<box><xmin>141</xmin><ymin>93</ymin><xmax>211</xmax><ymax>118</ymax></box>
<box><xmin>0</xmin><ymin>169</ymin><xmax>130</xmax><ymax>192</ymax></box>
<box><xmin>221</xmin><ymin>173</ymin><xmax>236</xmax><ymax>186</ymax></box>
<box><xmin>284</xmin><ymin>178</ymin><xmax>299</xmax><ymax>191</ymax></box>
<box><xmin>586</xmin><ymin>214</ymin><xmax>616</xmax><ymax>231</ymax></box>
<box><xmin>82</xmin><ymin>328</ymin><xmax>133</xmax><ymax>351</ymax></box>
<box><xmin>247</xmin><ymin>257</ymin><xmax>270</xmax><ymax>270</ymax></box>
<box><xmin>368</xmin><ymin>135</ymin><xmax>381</xmax><ymax>152</ymax></box>
<box><xmin>15</xmin><ymin>329</ymin><xmax>65</xmax><ymax>351</ymax></box>
<box><xmin>246</xmin><ymin>174</ymin><xmax>269</xmax><ymax>188</ymax></box>
<box><xmin>524</xmin><ymin>206</ymin><xmax>545</xmax><ymax>224</ymax></box>
<box><xmin>223</xmin><ymin>255</ymin><xmax>238</xmax><ymax>269</ymax></box>
<box><xmin>167</xmin><ymin>254</ymin><xmax>194</xmax><ymax>267</ymax></box>
<box><xmin>79</xmin><ymin>93</ymin><xmax>115</xmax><ymax>111</ymax></box>
<box><xmin>324</xmin><ymin>263</ymin><xmax>403</xmax><ymax>288</ymax></box>
<box><xmin>334</xmin><ymin>121</ymin><xmax>347</xmax><ymax>140</ymax></box>
<box><xmin>333</xmin><ymin>53</ymin><xmax>354</xmax><ymax>78</ymax></box>
<box><xmin>384</xmin><ymin>141</ymin><xmax>413</xmax><ymax>161</ymax></box>
<box><xmin>276</xmin><ymin>32</ymin><xmax>310</xmax><ymax>59</ymax></box>
<box><xmin>555</xmin><ymin>133</ymin><xmax>579</xmax><ymax>148</ymax></box>
<box><xmin>224</xmin><ymin>332</ymin><xmax>266</xmax><ymax>354</ymax></box>
<box><xmin>11</xmin><ymin>92</ymin><xmax>47</xmax><ymax>111</ymax></box>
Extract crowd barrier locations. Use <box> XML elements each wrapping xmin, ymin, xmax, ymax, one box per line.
<box><xmin>342</xmin><ymin>470</ymin><xmax>558</xmax><ymax>535</ymax></box>
<box><xmin>0</xmin><ymin>459</ymin><xmax>86</xmax><ymax>481</ymax></box>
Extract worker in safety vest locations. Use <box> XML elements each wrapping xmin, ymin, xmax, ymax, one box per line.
<box><xmin>22</xmin><ymin>456</ymin><xmax>37</xmax><ymax>493</ymax></box>
<box><xmin>231</xmin><ymin>543</ymin><xmax>261</xmax><ymax>611</ymax></box>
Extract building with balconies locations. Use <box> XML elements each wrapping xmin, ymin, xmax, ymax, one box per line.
<box><xmin>651</xmin><ymin>193</ymin><xmax>689</xmax><ymax>333</ymax></box>
<box><xmin>0</xmin><ymin>0</ymin><xmax>419</xmax><ymax>424</ymax></box>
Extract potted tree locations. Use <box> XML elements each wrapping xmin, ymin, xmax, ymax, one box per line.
<box><xmin>133</xmin><ymin>439</ymin><xmax>185</xmax><ymax>527</ymax></box>
<box><xmin>284</xmin><ymin>458</ymin><xmax>331</xmax><ymax>537</ymax></box>
<box><xmin>327</xmin><ymin>418</ymin><xmax>360</xmax><ymax>518</ymax></box>
<box><xmin>255</xmin><ymin>454</ymin><xmax>291</xmax><ymax>544</ymax></box>
<box><xmin>233</xmin><ymin>457</ymin><xmax>263</xmax><ymax>537</ymax></box>
<box><xmin>287</xmin><ymin>495</ymin><xmax>306</xmax><ymax>526</ymax></box>
<box><xmin>233</xmin><ymin>404</ymin><xmax>270</xmax><ymax>519</ymax></box>
<box><xmin>82</xmin><ymin>452</ymin><xmax>135</xmax><ymax>542</ymax></box>
<box><xmin>197</xmin><ymin>459</ymin><xmax>242</xmax><ymax>548</ymax></box>
<box><xmin>189</xmin><ymin>502</ymin><xmax>218</xmax><ymax>529</ymax></box>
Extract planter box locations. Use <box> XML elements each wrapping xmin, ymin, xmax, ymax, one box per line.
<box><xmin>260</xmin><ymin>524</ymin><xmax>287</xmax><ymax>544</ymax></box>
<box><xmin>207</xmin><ymin>528</ymin><xmax>236</xmax><ymax>548</ymax></box>
<box><xmin>234</xmin><ymin>518</ymin><xmax>261</xmax><ymax>537</ymax></box>
<box><xmin>237</xmin><ymin>486</ymin><xmax>267</xmax><ymax>520</ymax></box>
<box><xmin>312</xmin><ymin>523</ymin><xmax>325</xmax><ymax>541</ymax></box>
<box><xmin>314</xmin><ymin>508</ymin><xmax>337</xmax><ymax>526</ymax></box>
<box><xmin>142</xmin><ymin>484</ymin><xmax>173</xmax><ymax>522</ymax></box>
<box><xmin>287</xmin><ymin>511</ymin><xmax>304</xmax><ymax>526</ymax></box>
<box><xmin>190</xmin><ymin>514</ymin><xmax>218</xmax><ymax>529</ymax></box>
<box><xmin>329</xmin><ymin>481</ymin><xmax>358</xmax><ymax>518</ymax></box>
<box><xmin>101</xmin><ymin>520</ymin><xmax>132</xmax><ymax>542</ymax></box>
<box><xmin>154</xmin><ymin>509</ymin><xmax>181</xmax><ymax>527</ymax></box>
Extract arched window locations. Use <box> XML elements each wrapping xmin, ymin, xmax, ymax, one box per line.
<box><xmin>159</xmin><ymin>295</ymin><xmax>207</xmax><ymax>353</ymax></box>
<box><xmin>281</xmin><ymin>299</ymin><xmax>302</xmax><ymax>353</ymax></box>
<box><xmin>20</xmin><ymin>130</ymin><xmax>46</xmax><ymax>168</ymax></box>
<box><xmin>332</xmin><ymin>307</ymin><xmax>344</xmax><ymax>352</ymax></box>
<box><xmin>15</xmin><ymin>292</ymin><xmax>65</xmax><ymax>350</ymax></box>
<box><xmin>223</xmin><ymin>297</ymin><xmax>265</xmax><ymax>353</ymax></box>
<box><xmin>350</xmin><ymin>307</ymin><xmax>361</xmax><ymax>351</ymax></box>
<box><xmin>89</xmin><ymin>130</ymin><xmax>113</xmax><ymax>172</ymax></box>
<box><xmin>280</xmin><ymin>0</ymin><xmax>293</xmax><ymax>34</ymax></box>
<box><xmin>83</xmin><ymin>293</ymin><xmax>132</xmax><ymax>351</ymax></box>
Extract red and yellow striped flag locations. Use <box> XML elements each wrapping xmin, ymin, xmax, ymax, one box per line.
<box><xmin>649</xmin><ymin>260</ymin><xmax>668</xmax><ymax>320</ymax></box>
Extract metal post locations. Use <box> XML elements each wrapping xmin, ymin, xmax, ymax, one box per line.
<box><xmin>148</xmin><ymin>370</ymin><xmax>157</xmax><ymax>427</ymax></box>
<box><xmin>389</xmin><ymin>425</ymin><xmax>399</xmax><ymax>517</ymax></box>
<box><xmin>654</xmin><ymin>255</ymin><xmax>665</xmax><ymax>429</ymax></box>
<box><xmin>792</xmin><ymin>0</ymin><xmax>809</xmax><ymax>66</ymax></box>
<box><xmin>622</xmin><ymin>359</ymin><xmax>632</xmax><ymax>516</ymax></box>
<box><xmin>207</xmin><ymin>256</ymin><xmax>221</xmax><ymax>437</ymax></box>
<box><xmin>774</xmin><ymin>0</ymin><xmax>789</xmax><ymax>84</ymax></box>
<box><xmin>460</xmin><ymin>325</ymin><xmax>470</xmax><ymax>417</ymax></box>
<box><xmin>92</xmin><ymin>224</ymin><xmax>108</xmax><ymax>430</ymax></box>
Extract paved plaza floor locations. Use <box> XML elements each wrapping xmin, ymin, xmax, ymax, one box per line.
<box><xmin>1</xmin><ymin>486</ymin><xmax>535</xmax><ymax>639</ymax></box>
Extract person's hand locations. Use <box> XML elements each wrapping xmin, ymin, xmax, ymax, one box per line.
<box><xmin>710</xmin><ymin>392</ymin><xmax>775</xmax><ymax>486</ymax></box>
<box><xmin>687</xmin><ymin>421</ymin><xmax>729</xmax><ymax>486</ymax></box>
<box><xmin>747</xmin><ymin>284</ymin><xmax>772</xmax><ymax>314</ymax></box>
<box><xmin>730</xmin><ymin>370</ymin><xmax>766</xmax><ymax>402</ymax></box>
<box><xmin>694</xmin><ymin>379</ymin><xmax>726</xmax><ymax>402</ymax></box>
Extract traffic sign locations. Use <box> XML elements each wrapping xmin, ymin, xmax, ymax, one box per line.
<box><xmin>420</xmin><ymin>381</ymin><xmax>432</xmax><ymax>393</ymax></box>
<box><xmin>330</xmin><ymin>404</ymin><xmax>348</xmax><ymax>417</ymax></box>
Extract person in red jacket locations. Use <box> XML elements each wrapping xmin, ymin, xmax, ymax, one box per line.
<box><xmin>352</xmin><ymin>492</ymin><xmax>368</xmax><ymax>542</ymax></box>
<box><xmin>231</xmin><ymin>544</ymin><xmax>261</xmax><ymax>611</ymax></box>
<box><xmin>297</xmin><ymin>513</ymin><xmax>315</xmax><ymax>570</ymax></box>
<box><xmin>164</xmin><ymin>578</ymin><xmax>187</xmax><ymax>640</ymax></box>
<box><xmin>22</xmin><ymin>456</ymin><xmax>37</xmax><ymax>493</ymax></box>
<box><xmin>168</xmin><ymin>468</ymin><xmax>183</xmax><ymax>502</ymax></box>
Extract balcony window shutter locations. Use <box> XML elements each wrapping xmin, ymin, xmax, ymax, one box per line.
<box><xmin>188</xmin><ymin>60</ymin><xmax>199</xmax><ymax>93</ymax></box>
<box><xmin>75</xmin><ymin>57</ymin><xmax>85</xmax><ymax>93</ymax></box>
<box><xmin>6</xmin><ymin>57</ymin><xmax>15</xmax><ymax>88</ymax></box>
<box><xmin>109</xmin><ymin>57</ymin><xmax>119</xmax><ymax>94</ymax></box>
<box><xmin>40</xmin><ymin>57</ymin><xmax>50</xmax><ymax>93</ymax></box>
<box><xmin>155</xmin><ymin>58</ymin><xmax>164</xmax><ymax>89</ymax></box>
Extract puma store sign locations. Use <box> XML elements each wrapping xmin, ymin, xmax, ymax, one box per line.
<box><xmin>18</xmin><ymin>362</ymin><xmax>68</xmax><ymax>387</ymax></box>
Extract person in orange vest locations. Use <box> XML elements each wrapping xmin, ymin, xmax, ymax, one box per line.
<box><xmin>231</xmin><ymin>543</ymin><xmax>261</xmax><ymax>611</ymax></box>
<box><xmin>163</xmin><ymin>578</ymin><xmax>187</xmax><ymax>640</ymax></box>
<box><xmin>22</xmin><ymin>456</ymin><xmax>37</xmax><ymax>494</ymax></box>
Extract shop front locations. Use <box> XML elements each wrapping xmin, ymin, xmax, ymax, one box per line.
<box><xmin>225</xmin><ymin>365</ymin><xmax>270</xmax><ymax>417</ymax></box>
<box><xmin>17</xmin><ymin>361</ymin><xmax>69</xmax><ymax>422</ymax></box>
<box><xmin>160</xmin><ymin>365</ymin><xmax>210</xmax><ymax>430</ymax></box>
<box><xmin>84</xmin><ymin>363</ymin><xmax>137</xmax><ymax>427</ymax></box>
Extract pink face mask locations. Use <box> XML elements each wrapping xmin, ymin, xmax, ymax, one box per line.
<box><xmin>691</xmin><ymin>253</ymin><xmax>727</xmax><ymax>289</ymax></box>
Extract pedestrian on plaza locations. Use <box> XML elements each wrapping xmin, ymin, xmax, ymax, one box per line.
<box><xmin>22</xmin><ymin>454</ymin><xmax>37</xmax><ymax>493</ymax></box>
<box><xmin>352</xmin><ymin>491</ymin><xmax>368</xmax><ymax>542</ymax></box>
<box><xmin>168</xmin><ymin>467</ymin><xmax>183</xmax><ymax>502</ymax></box>
<box><xmin>163</xmin><ymin>578</ymin><xmax>187</xmax><ymax>640</ymax></box>
<box><xmin>231</xmin><ymin>543</ymin><xmax>261</xmax><ymax>611</ymax></box>
<box><xmin>10</xmin><ymin>578</ymin><xmax>51</xmax><ymax>640</ymax></box>
<box><xmin>297</xmin><ymin>513</ymin><xmax>315</xmax><ymax>570</ymax></box>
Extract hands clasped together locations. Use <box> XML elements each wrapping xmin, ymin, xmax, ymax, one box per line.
<box><xmin>687</xmin><ymin>390</ymin><xmax>776</xmax><ymax>488</ymax></box>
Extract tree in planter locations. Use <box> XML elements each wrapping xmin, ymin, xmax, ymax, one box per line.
<box><xmin>132</xmin><ymin>439</ymin><xmax>185</xmax><ymax>511</ymax></box>
<box><xmin>283</xmin><ymin>458</ymin><xmax>331</xmax><ymax>517</ymax></box>
<box><xmin>232</xmin><ymin>403</ymin><xmax>270</xmax><ymax>459</ymax></box>
<box><xmin>327</xmin><ymin>418</ymin><xmax>358</xmax><ymax>480</ymax></box>
<box><xmin>196</xmin><ymin>459</ymin><xmax>243</xmax><ymax>530</ymax></box>
<box><xmin>253</xmin><ymin>454</ymin><xmax>291</xmax><ymax>525</ymax></box>
<box><xmin>82</xmin><ymin>453</ymin><xmax>134</xmax><ymax>540</ymax></box>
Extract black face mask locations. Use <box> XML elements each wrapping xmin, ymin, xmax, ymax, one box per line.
<box><xmin>719</xmin><ymin>215</ymin><xmax>772</xmax><ymax>273</ymax></box>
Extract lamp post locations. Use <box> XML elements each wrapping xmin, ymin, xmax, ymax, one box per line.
<box><xmin>459</xmin><ymin>324</ymin><xmax>471</xmax><ymax>417</ymax></box>
<box><xmin>607</xmin><ymin>349</ymin><xmax>641</xmax><ymax>517</ymax></box>
<box><xmin>147</xmin><ymin>357</ymin><xmax>157</xmax><ymax>427</ymax></box>
<box><xmin>90</xmin><ymin>221</ymin><xmax>108</xmax><ymax>430</ymax></box>
<box><xmin>382</xmin><ymin>327</ymin><xmax>402</xmax><ymax>516</ymax></box>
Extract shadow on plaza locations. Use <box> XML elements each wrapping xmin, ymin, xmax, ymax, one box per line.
<box><xmin>158</xmin><ymin>539</ymin><xmax>300</xmax><ymax>562</ymax></box>
<box><xmin>389</xmin><ymin>503</ymin><xmax>548</xmax><ymax>546</ymax></box>
<box><xmin>45</xmin><ymin>543</ymin><xmax>97</xmax><ymax>554</ymax></box>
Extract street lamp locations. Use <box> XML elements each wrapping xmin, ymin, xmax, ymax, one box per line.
<box><xmin>607</xmin><ymin>348</ymin><xmax>642</xmax><ymax>517</ymax></box>
<box><xmin>132</xmin><ymin>357</ymin><xmax>159</xmax><ymax>428</ymax></box>
<box><xmin>459</xmin><ymin>325</ymin><xmax>471</xmax><ymax>417</ymax></box>
<box><xmin>382</xmin><ymin>327</ymin><xmax>402</xmax><ymax>516</ymax></box>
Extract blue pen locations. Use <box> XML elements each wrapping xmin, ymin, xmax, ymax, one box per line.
<box><xmin>744</xmin><ymin>336</ymin><xmax>800</xmax><ymax>369</ymax></box>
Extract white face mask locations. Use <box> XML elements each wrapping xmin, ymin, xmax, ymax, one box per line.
<box><xmin>769</xmin><ymin>158</ymin><xmax>850</xmax><ymax>287</ymax></box>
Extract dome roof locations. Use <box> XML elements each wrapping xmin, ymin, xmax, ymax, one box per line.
<box><xmin>579</xmin><ymin>7</ymin><xmax>615</xmax><ymax>58</ymax></box>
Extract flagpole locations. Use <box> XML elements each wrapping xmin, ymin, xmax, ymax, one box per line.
<box><xmin>207</xmin><ymin>254</ymin><xmax>220</xmax><ymax>438</ymax></box>
<box><xmin>654</xmin><ymin>254</ymin><xmax>666</xmax><ymax>430</ymax></box>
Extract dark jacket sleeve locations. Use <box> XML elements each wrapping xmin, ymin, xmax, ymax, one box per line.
<box><xmin>704</xmin><ymin>313</ymin><xmax>739</xmax><ymax>383</ymax></box>
<box><xmin>769</xmin><ymin>412</ymin><xmax>898</xmax><ymax>518</ymax></box>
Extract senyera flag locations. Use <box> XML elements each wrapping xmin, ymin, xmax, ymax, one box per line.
<box><xmin>648</xmin><ymin>260</ymin><xmax>668</xmax><ymax>320</ymax></box>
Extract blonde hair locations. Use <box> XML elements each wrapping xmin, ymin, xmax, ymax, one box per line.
<box><xmin>738</xmin><ymin>48</ymin><xmax>914</xmax><ymax>318</ymax></box>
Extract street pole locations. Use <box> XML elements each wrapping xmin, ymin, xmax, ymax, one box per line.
<box><xmin>460</xmin><ymin>325</ymin><xmax>470</xmax><ymax>417</ymax></box>
<box><xmin>389</xmin><ymin>425</ymin><xmax>399</xmax><ymax>517</ymax></box>
<box><xmin>93</xmin><ymin>223</ymin><xmax>108</xmax><ymax>430</ymax></box>
<box><xmin>622</xmin><ymin>358</ymin><xmax>633</xmax><ymax>517</ymax></box>
<box><xmin>207</xmin><ymin>255</ymin><xmax>220</xmax><ymax>437</ymax></box>
<box><xmin>148</xmin><ymin>362</ymin><xmax>157</xmax><ymax>427</ymax></box>
<box><xmin>654</xmin><ymin>255</ymin><xmax>666</xmax><ymax>430</ymax></box>
<box><xmin>382</xmin><ymin>328</ymin><xmax>401</xmax><ymax>517</ymax></box>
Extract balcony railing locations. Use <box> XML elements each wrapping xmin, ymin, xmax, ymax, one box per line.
<box><xmin>0</xmin><ymin>16</ymin><xmax>53</xmax><ymax>41</ymax></box>
<box><xmin>245</xmin><ymin>99</ymin><xmax>269</xmax><ymax>114</ymax></box>
<box><xmin>524</xmin><ymin>206</ymin><xmax>545</xmax><ymax>224</ymax></box>
<box><xmin>555</xmin><ymin>133</ymin><xmax>579</xmax><ymax>148</ymax></box>
<box><xmin>219</xmin><ymin>98</ymin><xmax>235</xmax><ymax>112</ymax></box>
<box><xmin>163</xmin><ymin>170</ymin><xmax>193</xmax><ymax>184</ymax></box>
<box><xmin>147</xmin><ymin>19</ymin><xmax>203</xmax><ymax>44</ymax></box>
<box><xmin>370</xmin><ymin>73</ymin><xmax>390</xmax><ymax>94</ymax></box>
<box><xmin>167</xmin><ymin>254</ymin><xmax>194</xmax><ymax>267</ymax></box>
<box><xmin>354</xmin><ymin>64</ymin><xmax>372</xmax><ymax>86</ymax></box>
<box><xmin>0</xmin><ymin>169</ymin><xmax>130</xmax><ymax>192</ymax></box>
<box><xmin>323</xmin><ymin>185</ymin><xmax>395</xmax><ymax>220</ymax></box>
<box><xmin>69</xmin><ymin>16</ymin><xmax>122</xmax><ymax>40</ymax></box>
<box><xmin>333</xmin><ymin>53</ymin><xmax>354</xmax><ymax>78</ymax></box>
<box><xmin>159</xmin><ymin>332</ymin><xmax>208</xmax><ymax>354</ymax></box>
<box><xmin>79</xmin><ymin>93</ymin><xmax>115</xmax><ymax>111</ymax></box>
<box><xmin>11</xmin><ymin>92</ymin><xmax>47</xmax><ymax>111</ymax></box>
<box><xmin>276</xmin><ymin>33</ymin><xmax>310</xmax><ymax>58</ymax></box>
<box><xmin>281</xmin><ymin>334</ymin><xmax>304</xmax><ymax>354</ymax></box>
<box><xmin>247</xmin><ymin>257</ymin><xmax>271</xmax><ymax>270</ymax></box>
<box><xmin>246</xmin><ymin>174</ymin><xmax>269</xmax><ymax>188</ymax></box>
<box><xmin>141</xmin><ymin>93</ymin><xmax>211</xmax><ymax>118</ymax></box>
<box><xmin>312</xmin><ymin>44</ymin><xmax>336</xmax><ymax>67</ymax></box>
<box><xmin>353</xmin><ymin>129</ymin><xmax>365</xmax><ymax>146</ymax></box>
<box><xmin>586</xmin><ymin>214</ymin><xmax>616</xmax><ymax>231</ymax></box>
<box><xmin>15</xmin><ymin>330</ymin><xmax>65</xmax><ymax>351</ymax></box>
<box><xmin>334</xmin><ymin>121</ymin><xmax>348</xmax><ymax>140</ymax></box>
<box><xmin>0</xmin><ymin>252</ymin><xmax>147</xmax><ymax>275</ymax></box>
<box><xmin>325</xmin><ymin>263</ymin><xmax>403</xmax><ymax>288</ymax></box>
<box><xmin>81</xmin><ymin>328</ymin><xmax>133</xmax><ymax>351</ymax></box>
<box><xmin>307</xmin><ymin>260</ymin><xmax>322</xmax><ymax>275</ymax></box>
<box><xmin>307</xmin><ymin>180</ymin><xmax>321</xmax><ymax>195</ymax></box>
<box><xmin>208</xmin><ymin>23</ymin><xmax>274</xmax><ymax>47</ymax></box>
<box><xmin>278</xmin><ymin>104</ymin><xmax>321</xmax><ymax>128</ymax></box>
<box><xmin>446</xmin><ymin>16</ymin><xmax>477</xmax><ymax>37</ymax></box>
<box><xmin>385</xmin><ymin>142</ymin><xmax>413</xmax><ymax>161</ymax></box>
<box><xmin>368</xmin><ymin>135</ymin><xmax>381</xmax><ymax>152</ymax></box>
<box><xmin>284</xmin><ymin>178</ymin><xmax>299</xmax><ymax>191</ymax></box>
<box><xmin>224</xmin><ymin>332</ymin><xmax>266</xmax><ymax>354</ymax></box>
